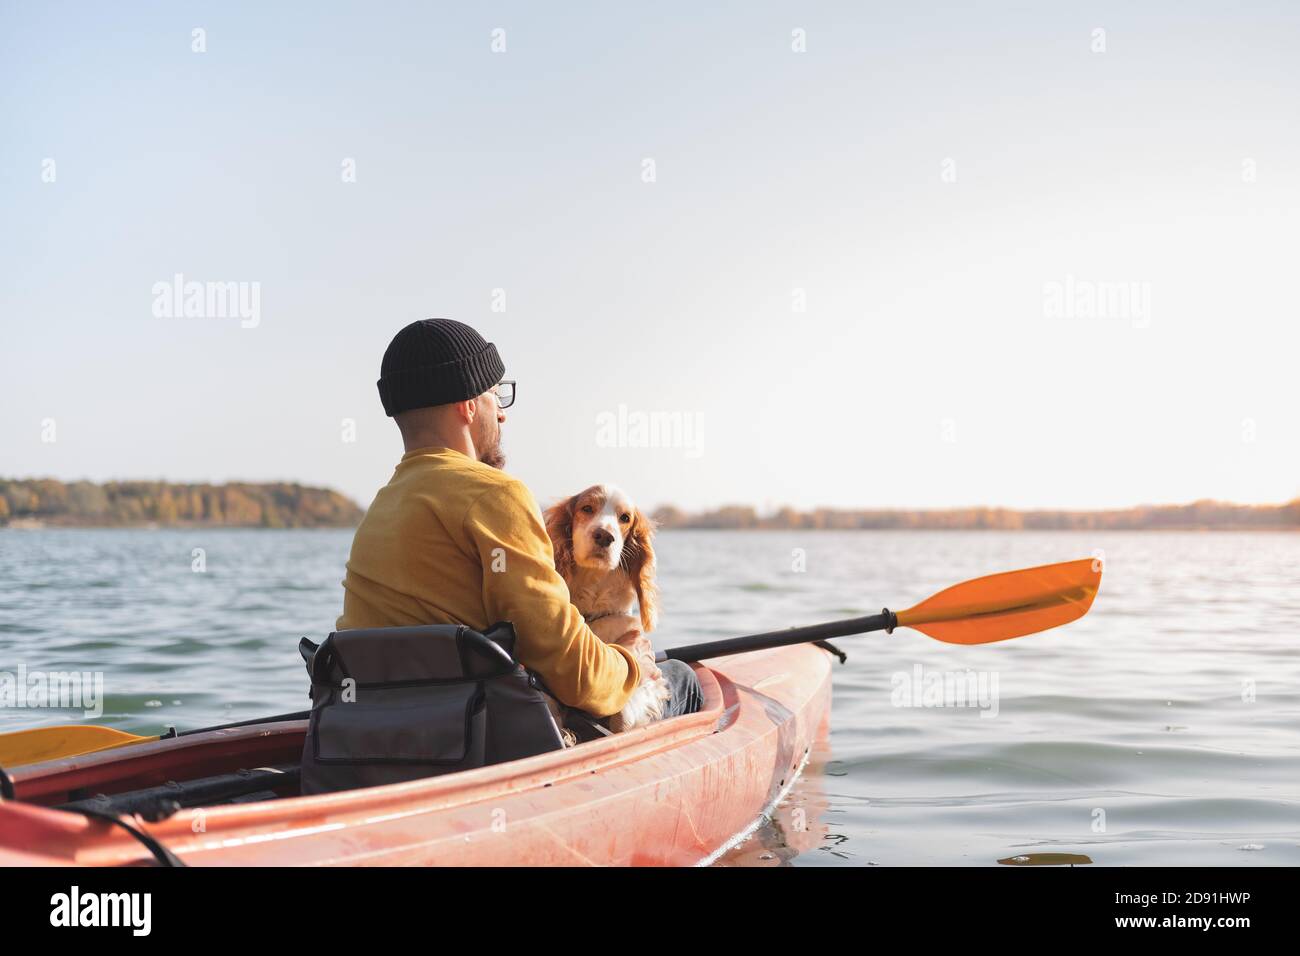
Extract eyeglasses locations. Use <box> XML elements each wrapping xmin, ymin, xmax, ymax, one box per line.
<box><xmin>493</xmin><ymin>380</ymin><xmax>516</xmax><ymax>409</ymax></box>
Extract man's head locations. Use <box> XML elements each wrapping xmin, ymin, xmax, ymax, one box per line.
<box><xmin>378</xmin><ymin>319</ymin><xmax>511</xmax><ymax>468</ymax></box>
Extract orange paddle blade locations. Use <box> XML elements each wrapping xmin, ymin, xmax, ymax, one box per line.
<box><xmin>0</xmin><ymin>724</ymin><xmax>154</xmax><ymax>768</ymax></box>
<box><xmin>894</xmin><ymin>557</ymin><xmax>1101</xmax><ymax>645</ymax></box>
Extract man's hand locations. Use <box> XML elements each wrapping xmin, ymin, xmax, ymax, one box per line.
<box><xmin>614</xmin><ymin>629</ymin><xmax>661</xmax><ymax>681</ymax></box>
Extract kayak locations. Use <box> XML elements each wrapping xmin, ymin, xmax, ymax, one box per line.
<box><xmin>0</xmin><ymin>557</ymin><xmax>1103</xmax><ymax>866</ymax></box>
<box><xmin>0</xmin><ymin>643</ymin><xmax>832</xmax><ymax>866</ymax></box>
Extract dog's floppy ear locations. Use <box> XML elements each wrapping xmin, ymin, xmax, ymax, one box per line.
<box><xmin>543</xmin><ymin>495</ymin><xmax>577</xmax><ymax>579</ymax></box>
<box><xmin>622</xmin><ymin>507</ymin><xmax>659</xmax><ymax>633</ymax></box>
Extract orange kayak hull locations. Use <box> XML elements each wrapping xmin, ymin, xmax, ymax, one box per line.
<box><xmin>0</xmin><ymin>644</ymin><xmax>832</xmax><ymax>866</ymax></box>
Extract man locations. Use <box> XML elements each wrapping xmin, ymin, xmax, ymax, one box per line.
<box><xmin>338</xmin><ymin>318</ymin><xmax>702</xmax><ymax>721</ymax></box>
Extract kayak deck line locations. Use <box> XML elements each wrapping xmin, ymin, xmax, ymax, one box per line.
<box><xmin>751</xmin><ymin>671</ymin><xmax>791</xmax><ymax>692</ymax></box>
<box><xmin>0</xmin><ymin>645</ymin><xmax>833</xmax><ymax>866</ymax></box>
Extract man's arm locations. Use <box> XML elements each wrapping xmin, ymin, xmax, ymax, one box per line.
<box><xmin>463</xmin><ymin>480</ymin><xmax>642</xmax><ymax>716</ymax></box>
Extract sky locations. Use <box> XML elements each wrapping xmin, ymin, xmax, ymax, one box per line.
<box><xmin>2</xmin><ymin>1</ymin><xmax>1298</xmax><ymax>513</ymax></box>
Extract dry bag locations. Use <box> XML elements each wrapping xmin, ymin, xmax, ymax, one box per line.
<box><xmin>298</xmin><ymin>622</ymin><xmax>565</xmax><ymax>795</ymax></box>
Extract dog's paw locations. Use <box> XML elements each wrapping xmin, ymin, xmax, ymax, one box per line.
<box><xmin>609</xmin><ymin>675</ymin><xmax>672</xmax><ymax>733</ymax></box>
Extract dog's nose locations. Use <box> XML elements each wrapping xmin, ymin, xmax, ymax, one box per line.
<box><xmin>592</xmin><ymin>528</ymin><xmax>614</xmax><ymax>548</ymax></box>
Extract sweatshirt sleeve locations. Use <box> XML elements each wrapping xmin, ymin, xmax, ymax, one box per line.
<box><xmin>463</xmin><ymin>479</ymin><xmax>641</xmax><ymax>716</ymax></box>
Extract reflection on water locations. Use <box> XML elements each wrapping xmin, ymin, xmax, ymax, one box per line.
<box><xmin>998</xmin><ymin>853</ymin><xmax>1094</xmax><ymax>866</ymax></box>
<box><xmin>1</xmin><ymin>528</ymin><xmax>1297</xmax><ymax>866</ymax></box>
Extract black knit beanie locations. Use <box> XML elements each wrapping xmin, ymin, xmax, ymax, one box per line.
<box><xmin>377</xmin><ymin>319</ymin><xmax>506</xmax><ymax>416</ymax></box>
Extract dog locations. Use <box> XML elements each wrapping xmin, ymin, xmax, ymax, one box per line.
<box><xmin>543</xmin><ymin>484</ymin><xmax>670</xmax><ymax>735</ymax></box>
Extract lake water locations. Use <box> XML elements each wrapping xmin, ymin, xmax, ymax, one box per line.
<box><xmin>2</xmin><ymin>528</ymin><xmax>1297</xmax><ymax>866</ymax></box>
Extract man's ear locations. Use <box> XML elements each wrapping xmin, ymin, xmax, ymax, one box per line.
<box><xmin>457</xmin><ymin>397</ymin><xmax>478</xmax><ymax>424</ymax></box>
<box><xmin>543</xmin><ymin>495</ymin><xmax>577</xmax><ymax>578</ymax></box>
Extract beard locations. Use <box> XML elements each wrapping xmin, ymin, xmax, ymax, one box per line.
<box><xmin>475</xmin><ymin>417</ymin><xmax>506</xmax><ymax>470</ymax></box>
<box><xmin>478</xmin><ymin>440</ymin><xmax>506</xmax><ymax>470</ymax></box>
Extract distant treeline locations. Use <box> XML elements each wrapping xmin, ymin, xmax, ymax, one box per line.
<box><xmin>650</xmin><ymin>499</ymin><xmax>1300</xmax><ymax>531</ymax></box>
<box><xmin>5</xmin><ymin>478</ymin><xmax>1297</xmax><ymax>532</ymax></box>
<box><xmin>0</xmin><ymin>479</ymin><xmax>364</xmax><ymax>528</ymax></box>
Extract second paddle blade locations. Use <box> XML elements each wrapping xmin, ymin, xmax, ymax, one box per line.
<box><xmin>0</xmin><ymin>723</ymin><xmax>148</xmax><ymax>768</ymax></box>
<box><xmin>895</xmin><ymin>557</ymin><xmax>1102</xmax><ymax>645</ymax></box>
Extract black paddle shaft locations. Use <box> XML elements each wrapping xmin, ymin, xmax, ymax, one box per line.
<box><xmin>659</xmin><ymin>609</ymin><xmax>897</xmax><ymax>664</ymax></box>
<box><xmin>175</xmin><ymin>710</ymin><xmax>310</xmax><ymax>737</ymax></box>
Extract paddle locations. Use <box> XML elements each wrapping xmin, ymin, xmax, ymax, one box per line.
<box><xmin>0</xmin><ymin>558</ymin><xmax>1099</xmax><ymax>769</ymax></box>
<box><xmin>659</xmin><ymin>557</ymin><xmax>1101</xmax><ymax>663</ymax></box>
<box><xmin>0</xmin><ymin>711</ymin><xmax>309</xmax><ymax>770</ymax></box>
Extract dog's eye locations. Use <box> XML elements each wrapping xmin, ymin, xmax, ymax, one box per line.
<box><xmin>580</xmin><ymin>505</ymin><xmax>594</xmax><ymax>515</ymax></box>
<box><xmin>619</xmin><ymin>513</ymin><xmax>631</xmax><ymax>523</ymax></box>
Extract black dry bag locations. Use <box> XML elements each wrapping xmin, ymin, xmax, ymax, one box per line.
<box><xmin>298</xmin><ymin>622</ymin><xmax>565</xmax><ymax>795</ymax></box>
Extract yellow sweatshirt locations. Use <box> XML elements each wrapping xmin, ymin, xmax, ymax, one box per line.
<box><xmin>337</xmin><ymin>446</ymin><xmax>640</xmax><ymax>716</ymax></box>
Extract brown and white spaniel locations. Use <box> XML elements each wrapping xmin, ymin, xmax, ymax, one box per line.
<box><xmin>544</xmin><ymin>484</ymin><xmax>669</xmax><ymax>732</ymax></box>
